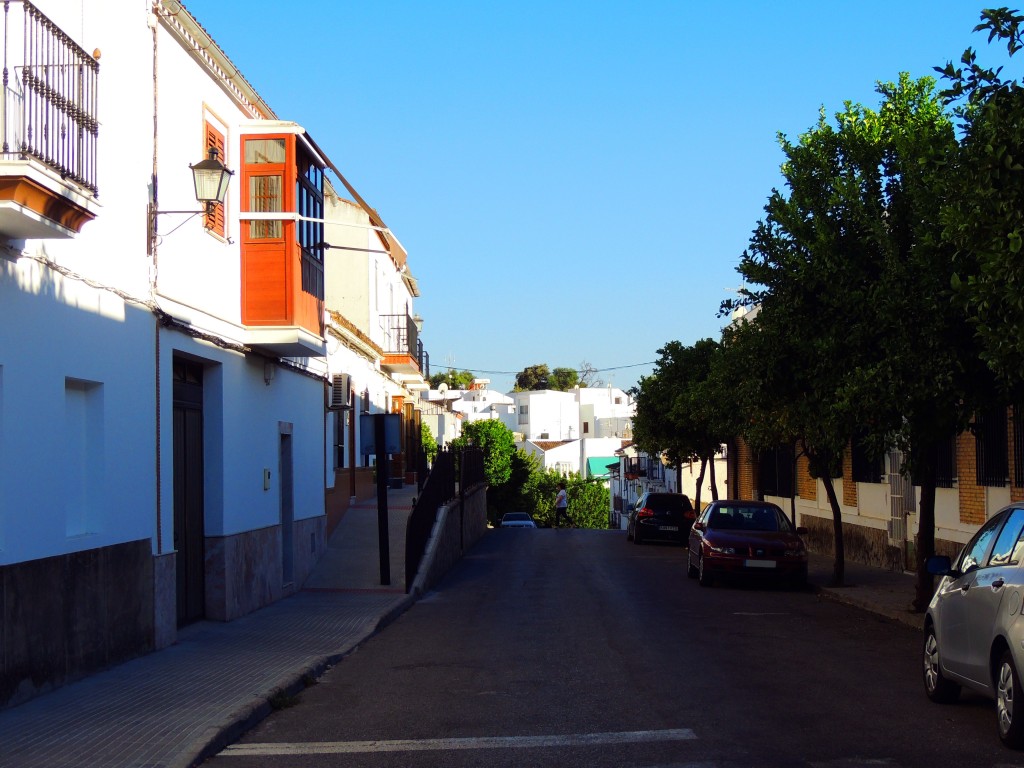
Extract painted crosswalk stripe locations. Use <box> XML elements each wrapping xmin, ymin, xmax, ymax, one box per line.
<box><xmin>220</xmin><ymin>728</ymin><xmax>697</xmax><ymax>756</ymax></box>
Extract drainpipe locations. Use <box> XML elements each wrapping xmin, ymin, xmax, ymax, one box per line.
<box><xmin>150</xmin><ymin>4</ymin><xmax>162</xmax><ymax>553</ymax></box>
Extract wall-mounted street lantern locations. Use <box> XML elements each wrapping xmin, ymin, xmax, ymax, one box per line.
<box><xmin>149</xmin><ymin>148</ymin><xmax>234</xmax><ymax>244</ymax></box>
<box><xmin>189</xmin><ymin>148</ymin><xmax>233</xmax><ymax>213</ymax></box>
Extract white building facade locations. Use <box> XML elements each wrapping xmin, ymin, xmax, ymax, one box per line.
<box><xmin>0</xmin><ymin>0</ymin><xmax>385</xmax><ymax>707</ymax></box>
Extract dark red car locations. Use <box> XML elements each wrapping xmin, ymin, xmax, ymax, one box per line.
<box><xmin>687</xmin><ymin>500</ymin><xmax>808</xmax><ymax>588</ymax></box>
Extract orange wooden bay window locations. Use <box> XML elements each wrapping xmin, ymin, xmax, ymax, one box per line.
<box><xmin>240</xmin><ymin>133</ymin><xmax>325</xmax><ymax>336</ymax></box>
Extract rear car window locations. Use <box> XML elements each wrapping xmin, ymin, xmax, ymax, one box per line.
<box><xmin>646</xmin><ymin>494</ymin><xmax>693</xmax><ymax>512</ymax></box>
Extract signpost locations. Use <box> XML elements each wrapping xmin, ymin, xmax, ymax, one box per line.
<box><xmin>360</xmin><ymin>413</ymin><xmax>402</xmax><ymax>586</ymax></box>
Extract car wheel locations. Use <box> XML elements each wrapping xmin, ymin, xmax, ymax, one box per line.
<box><xmin>686</xmin><ymin>548</ymin><xmax>698</xmax><ymax>579</ymax></box>
<box><xmin>922</xmin><ymin>624</ymin><xmax>960</xmax><ymax>704</ymax></box>
<box><xmin>626</xmin><ymin>522</ymin><xmax>633</xmax><ymax>542</ymax></box>
<box><xmin>697</xmin><ymin>551</ymin><xmax>713</xmax><ymax>587</ymax></box>
<box><xmin>998</xmin><ymin>650</ymin><xmax>1024</xmax><ymax>748</ymax></box>
<box><xmin>634</xmin><ymin>525</ymin><xmax>644</xmax><ymax>545</ymax></box>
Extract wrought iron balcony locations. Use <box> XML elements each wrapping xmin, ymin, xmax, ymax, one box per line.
<box><xmin>0</xmin><ymin>0</ymin><xmax>99</xmax><ymax>238</ymax></box>
<box><xmin>380</xmin><ymin>313</ymin><xmax>421</xmax><ymax>376</ymax></box>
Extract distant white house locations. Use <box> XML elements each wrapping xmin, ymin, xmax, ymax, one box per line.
<box><xmin>450</xmin><ymin>378</ymin><xmax>514</xmax><ymax>426</ymax></box>
<box><xmin>420</xmin><ymin>378</ymin><xmax>516</xmax><ymax>447</ymax></box>
<box><xmin>577</xmin><ymin>385</ymin><xmax>635</xmax><ymax>439</ymax></box>
<box><xmin>505</xmin><ymin>389</ymin><xmax>580</xmax><ymax>441</ymax></box>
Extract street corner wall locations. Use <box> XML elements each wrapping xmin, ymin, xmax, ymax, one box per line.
<box><xmin>0</xmin><ymin>540</ymin><xmax>154</xmax><ymax>709</ymax></box>
<box><xmin>800</xmin><ymin>514</ymin><xmax>903</xmax><ymax>571</ymax></box>
<box><xmin>417</xmin><ymin>483</ymin><xmax>488</xmax><ymax>594</ymax></box>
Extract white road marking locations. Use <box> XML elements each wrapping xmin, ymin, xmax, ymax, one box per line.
<box><xmin>220</xmin><ymin>728</ymin><xmax>697</xmax><ymax>756</ymax></box>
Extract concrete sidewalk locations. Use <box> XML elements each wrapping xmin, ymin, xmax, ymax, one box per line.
<box><xmin>808</xmin><ymin>552</ymin><xmax>924</xmax><ymax>631</ymax></box>
<box><xmin>0</xmin><ymin>507</ymin><xmax>926</xmax><ymax>768</ymax></box>
<box><xmin>0</xmin><ymin>484</ymin><xmax>420</xmax><ymax>768</ymax></box>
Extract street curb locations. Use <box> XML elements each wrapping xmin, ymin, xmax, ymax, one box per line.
<box><xmin>179</xmin><ymin>592</ymin><xmax>420</xmax><ymax>768</ymax></box>
<box><xmin>811</xmin><ymin>584</ymin><xmax>923</xmax><ymax>632</ymax></box>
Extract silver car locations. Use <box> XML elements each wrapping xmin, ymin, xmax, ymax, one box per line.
<box><xmin>499</xmin><ymin>512</ymin><xmax>536</xmax><ymax>528</ymax></box>
<box><xmin>924</xmin><ymin>503</ymin><xmax>1024</xmax><ymax>748</ymax></box>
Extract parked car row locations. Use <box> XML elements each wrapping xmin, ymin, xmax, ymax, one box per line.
<box><xmin>619</xmin><ymin>488</ymin><xmax>1024</xmax><ymax>750</ymax></box>
<box><xmin>626</xmin><ymin>493</ymin><xmax>809</xmax><ymax>589</ymax></box>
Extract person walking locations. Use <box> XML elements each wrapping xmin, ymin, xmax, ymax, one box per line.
<box><xmin>554</xmin><ymin>482</ymin><xmax>571</xmax><ymax>528</ymax></box>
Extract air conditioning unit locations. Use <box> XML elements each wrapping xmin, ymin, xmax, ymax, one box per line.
<box><xmin>329</xmin><ymin>373</ymin><xmax>351</xmax><ymax>410</ymax></box>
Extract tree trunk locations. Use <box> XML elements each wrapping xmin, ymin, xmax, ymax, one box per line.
<box><xmin>708</xmin><ymin>454</ymin><xmax>719</xmax><ymax>500</ymax></box>
<box><xmin>821</xmin><ymin>474</ymin><xmax>845</xmax><ymax>586</ymax></box>
<box><xmin>913</xmin><ymin>453</ymin><xmax>938</xmax><ymax>613</ymax></box>
<box><xmin>694</xmin><ymin>458</ymin><xmax>707</xmax><ymax>513</ymax></box>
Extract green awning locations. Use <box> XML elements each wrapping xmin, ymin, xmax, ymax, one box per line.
<box><xmin>587</xmin><ymin>457</ymin><xmax>618</xmax><ymax>479</ymax></box>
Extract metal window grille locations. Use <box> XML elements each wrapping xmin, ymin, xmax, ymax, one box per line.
<box><xmin>935</xmin><ymin>433</ymin><xmax>957</xmax><ymax>489</ymax></box>
<box><xmin>976</xmin><ymin>407</ymin><xmax>1009</xmax><ymax>488</ymax></box>
<box><xmin>757</xmin><ymin>444</ymin><xmax>794</xmax><ymax>498</ymax></box>
<box><xmin>851</xmin><ymin>437</ymin><xmax>884</xmax><ymax>484</ymax></box>
<box><xmin>1015</xmin><ymin>404</ymin><xmax>1024</xmax><ymax>489</ymax></box>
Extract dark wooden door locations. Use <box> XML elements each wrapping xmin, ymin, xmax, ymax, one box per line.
<box><xmin>173</xmin><ymin>358</ymin><xmax>205</xmax><ymax>626</ymax></box>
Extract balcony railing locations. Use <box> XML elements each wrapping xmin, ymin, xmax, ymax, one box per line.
<box><xmin>381</xmin><ymin>313</ymin><xmax>419</xmax><ymax>359</ymax></box>
<box><xmin>419</xmin><ymin>346</ymin><xmax>429</xmax><ymax>380</ymax></box>
<box><xmin>2</xmin><ymin>1</ymin><xmax>99</xmax><ymax>195</ymax></box>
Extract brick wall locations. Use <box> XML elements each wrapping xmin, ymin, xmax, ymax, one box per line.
<box><xmin>958</xmin><ymin>430</ymin><xmax>986</xmax><ymax>526</ymax></box>
<box><xmin>842</xmin><ymin>442</ymin><xmax>857</xmax><ymax>507</ymax></box>
<box><xmin>798</xmin><ymin>452</ymin><xmax>816</xmax><ymax>501</ymax></box>
<box><xmin>734</xmin><ymin>437</ymin><xmax>756</xmax><ymax>498</ymax></box>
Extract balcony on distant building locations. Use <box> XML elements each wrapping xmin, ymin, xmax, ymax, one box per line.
<box><xmin>0</xmin><ymin>0</ymin><xmax>99</xmax><ymax>240</ymax></box>
<box><xmin>381</xmin><ymin>313</ymin><xmax>428</xmax><ymax>390</ymax></box>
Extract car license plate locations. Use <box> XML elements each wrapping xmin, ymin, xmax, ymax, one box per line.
<box><xmin>659</xmin><ymin>525</ymin><xmax>679</xmax><ymax>532</ymax></box>
<box><xmin>745</xmin><ymin>559</ymin><xmax>775</xmax><ymax>568</ymax></box>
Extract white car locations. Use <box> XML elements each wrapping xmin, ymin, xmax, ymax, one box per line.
<box><xmin>924</xmin><ymin>503</ymin><xmax>1024</xmax><ymax>747</ymax></box>
<box><xmin>500</xmin><ymin>512</ymin><xmax>537</xmax><ymax>528</ymax></box>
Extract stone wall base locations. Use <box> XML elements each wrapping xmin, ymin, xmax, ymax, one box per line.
<box><xmin>1</xmin><ymin>539</ymin><xmax>154</xmax><ymax>710</ymax></box>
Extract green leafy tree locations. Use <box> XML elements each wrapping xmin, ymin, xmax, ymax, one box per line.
<box><xmin>549</xmin><ymin>367</ymin><xmax>579</xmax><ymax>392</ymax></box>
<box><xmin>487</xmin><ymin>449</ymin><xmax>539</xmax><ymax>523</ymax></box>
<box><xmin>937</xmin><ymin>8</ymin><xmax>1024</xmax><ymax>395</ymax></box>
<box><xmin>430</xmin><ymin>369</ymin><xmax>475</xmax><ymax>390</ymax></box>
<box><xmin>567</xmin><ymin>476</ymin><xmax>611</xmax><ymax>528</ymax></box>
<box><xmin>450</xmin><ymin>419</ymin><xmax>515</xmax><ymax>487</ymax></box>
<box><xmin>723</xmin><ymin>74</ymin><xmax>981</xmax><ymax>595</ymax></box>
<box><xmin>632</xmin><ymin>339</ymin><xmax>728</xmax><ymax>512</ymax></box>
<box><xmin>522</xmin><ymin>468</ymin><xmax>609</xmax><ymax>528</ymax></box>
<box><xmin>420</xmin><ymin>421</ymin><xmax>439</xmax><ymax>463</ymax></box>
<box><xmin>514</xmin><ymin>364</ymin><xmax>550</xmax><ymax>391</ymax></box>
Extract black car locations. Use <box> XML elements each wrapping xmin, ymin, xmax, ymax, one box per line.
<box><xmin>626</xmin><ymin>492</ymin><xmax>695</xmax><ymax>545</ymax></box>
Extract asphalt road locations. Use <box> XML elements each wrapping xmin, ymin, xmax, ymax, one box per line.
<box><xmin>204</xmin><ymin>529</ymin><xmax>1024</xmax><ymax>768</ymax></box>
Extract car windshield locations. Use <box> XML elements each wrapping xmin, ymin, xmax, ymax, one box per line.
<box><xmin>707</xmin><ymin>505</ymin><xmax>790</xmax><ymax>532</ymax></box>
<box><xmin>503</xmin><ymin>513</ymin><xmax>530</xmax><ymax>521</ymax></box>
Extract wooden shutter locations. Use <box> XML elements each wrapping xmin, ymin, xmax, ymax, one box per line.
<box><xmin>204</xmin><ymin>122</ymin><xmax>226</xmax><ymax>237</ymax></box>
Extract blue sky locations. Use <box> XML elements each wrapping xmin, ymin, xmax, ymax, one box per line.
<box><xmin>183</xmin><ymin>1</ymin><xmax>1003</xmax><ymax>393</ymax></box>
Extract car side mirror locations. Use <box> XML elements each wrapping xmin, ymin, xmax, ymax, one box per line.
<box><xmin>926</xmin><ymin>555</ymin><xmax>954</xmax><ymax>577</ymax></box>
<box><xmin>693</xmin><ymin>522</ymin><xmax>706</xmax><ymax>532</ymax></box>
<box><xmin>796</xmin><ymin>526</ymin><xmax>808</xmax><ymax>535</ymax></box>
